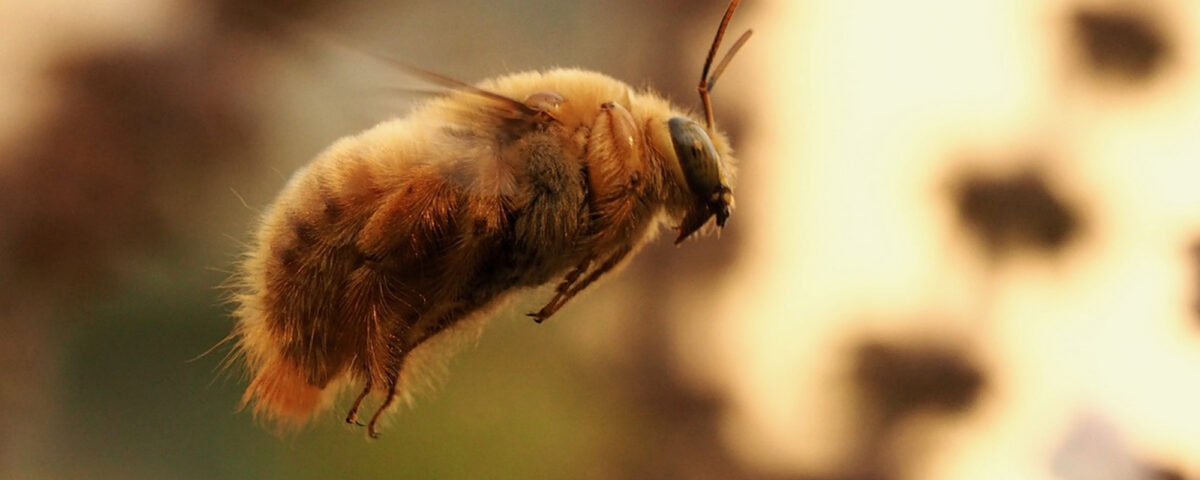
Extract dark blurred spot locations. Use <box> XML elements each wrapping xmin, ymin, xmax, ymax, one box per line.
<box><xmin>1191</xmin><ymin>240</ymin><xmax>1200</xmax><ymax>327</ymax></box>
<box><xmin>210</xmin><ymin>0</ymin><xmax>353</xmax><ymax>35</ymax></box>
<box><xmin>1148</xmin><ymin>466</ymin><xmax>1186</xmax><ymax>480</ymax></box>
<box><xmin>854</xmin><ymin>341</ymin><xmax>984</xmax><ymax>423</ymax></box>
<box><xmin>609</xmin><ymin>287</ymin><xmax>777</xmax><ymax>480</ymax></box>
<box><xmin>842</xmin><ymin>340</ymin><xmax>984</xmax><ymax>480</ymax></box>
<box><xmin>0</xmin><ymin>45</ymin><xmax>257</xmax><ymax>297</ymax></box>
<box><xmin>953</xmin><ymin>168</ymin><xmax>1081</xmax><ymax>258</ymax></box>
<box><xmin>1072</xmin><ymin>8</ymin><xmax>1170</xmax><ymax>83</ymax></box>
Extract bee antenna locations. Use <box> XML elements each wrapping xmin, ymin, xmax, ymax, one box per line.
<box><xmin>706</xmin><ymin>29</ymin><xmax>753</xmax><ymax>93</ymax></box>
<box><xmin>699</xmin><ymin>0</ymin><xmax>744</xmax><ymax>132</ymax></box>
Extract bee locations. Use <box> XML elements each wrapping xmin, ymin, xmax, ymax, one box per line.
<box><xmin>229</xmin><ymin>0</ymin><xmax>751</xmax><ymax>437</ymax></box>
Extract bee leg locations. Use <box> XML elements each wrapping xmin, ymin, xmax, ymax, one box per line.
<box><xmin>365</xmin><ymin>394</ymin><xmax>394</xmax><ymax>438</ymax></box>
<box><xmin>362</xmin><ymin>350</ymin><xmax>410</xmax><ymax>436</ymax></box>
<box><xmin>364</xmin><ymin>308</ymin><xmax>464</xmax><ymax>436</ymax></box>
<box><xmin>529</xmin><ymin>246</ymin><xmax>632</xmax><ymax>322</ymax></box>
<box><xmin>344</xmin><ymin>378</ymin><xmax>372</xmax><ymax>426</ymax></box>
<box><xmin>528</xmin><ymin>256</ymin><xmax>594</xmax><ymax>323</ymax></box>
<box><xmin>562</xmin><ymin>245</ymin><xmax>633</xmax><ymax>299</ymax></box>
<box><xmin>365</xmin><ymin>379</ymin><xmax>398</xmax><ymax>438</ymax></box>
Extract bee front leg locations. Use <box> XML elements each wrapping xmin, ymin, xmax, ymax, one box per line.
<box><xmin>528</xmin><ymin>245</ymin><xmax>632</xmax><ymax>323</ymax></box>
<box><xmin>561</xmin><ymin>245</ymin><xmax>633</xmax><ymax>300</ymax></box>
<box><xmin>528</xmin><ymin>256</ymin><xmax>594</xmax><ymax>323</ymax></box>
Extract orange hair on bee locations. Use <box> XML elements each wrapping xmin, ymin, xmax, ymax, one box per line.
<box><xmin>224</xmin><ymin>231</ymin><xmax>334</xmax><ymax>427</ymax></box>
<box><xmin>244</xmin><ymin>359</ymin><xmax>324</xmax><ymax>423</ymax></box>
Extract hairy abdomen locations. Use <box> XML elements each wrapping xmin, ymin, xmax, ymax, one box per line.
<box><xmin>234</xmin><ymin>120</ymin><xmax>591</xmax><ymax>425</ymax></box>
<box><xmin>234</xmin><ymin>154</ymin><xmax>382</xmax><ymax>424</ymax></box>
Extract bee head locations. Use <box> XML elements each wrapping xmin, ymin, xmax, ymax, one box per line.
<box><xmin>669</xmin><ymin>117</ymin><xmax>733</xmax><ymax>244</ymax></box>
<box><xmin>672</xmin><ymin>0</ymin><xmax>749</xmax><ymax>244</ymax></box>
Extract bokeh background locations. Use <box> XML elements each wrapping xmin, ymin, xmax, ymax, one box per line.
<box><xmin>2</xmin><ymin>0</ymin><xmax>1199</xmax><ymax>478</ymax></box>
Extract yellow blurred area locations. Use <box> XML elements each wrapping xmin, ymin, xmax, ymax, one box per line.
<box><xmin>705</xmin><ymin>0</ymin><xmax>1200</xmax><ymax>477</ymax></box>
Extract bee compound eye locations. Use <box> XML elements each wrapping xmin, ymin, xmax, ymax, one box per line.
<box><xmin>667</xmin><ymin>117</ymin><xmax>725</xmax><ymax>201</ymax></box>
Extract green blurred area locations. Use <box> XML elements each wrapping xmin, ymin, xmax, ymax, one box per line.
<box><xmin>58</xmin><ymin>254</ymin><xmax>632</xmax><ymax>479</ymax></box>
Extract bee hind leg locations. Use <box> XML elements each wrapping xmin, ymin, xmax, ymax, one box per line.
<box><xmin>365</xmin><ymin>378</ymin><xmax>399</xmax><ymax>438</ymax></box>
<box><xmin>365</xmin><ymin>349</ymin><xmax>413</xmax><ymax>439</ymax></box>
<box><xmin>344</xmin><ymin>379</ymin><xmax>372</xmax><ymax>426</ymax></box>
<box><xmin>362</xmin><ymin>308</ymin><xmax>462</xmax><ymax>437</ymax></box>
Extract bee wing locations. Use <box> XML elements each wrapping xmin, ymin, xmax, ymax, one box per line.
<box><xmin>395</xmin><ymin>66</ymin><xmax>544</xmax><ymax>121</ymax></box>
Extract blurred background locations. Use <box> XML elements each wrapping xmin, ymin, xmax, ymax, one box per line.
<box><xmin>2</xmin><ymin>0</ymin><xmax>1199</xmax><ymax>478</ymax></box>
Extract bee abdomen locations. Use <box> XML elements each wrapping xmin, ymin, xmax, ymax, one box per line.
<box><xmin>238</xmin><ymin>181</ymin><xmax>376</xmax><ymax>424</ymax></box>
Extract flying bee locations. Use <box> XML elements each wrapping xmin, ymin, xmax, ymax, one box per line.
<box><xmin>229</xmin><ymin>0</ymin><xmax>751</xmax><ymax>437</ymax></box>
